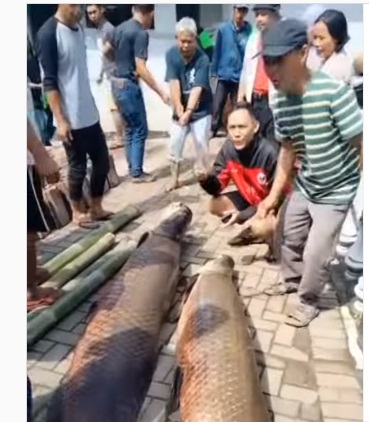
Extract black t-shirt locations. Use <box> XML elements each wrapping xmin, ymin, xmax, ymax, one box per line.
<box><xmin>108</xmin><ymin>18</ymin><xmax>149</xmax><ymax>80</ymax></box>
<box><xmin>165</xmin><ymin>46</ymin><xmax>213</xmax><ymax>122</ymax></box>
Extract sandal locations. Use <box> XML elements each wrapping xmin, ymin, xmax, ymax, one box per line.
<box><xmin>75</xmin><ymin>215</ymin><xmax>101</xmax><ymax>230</ymax></box>
<box><xmin>285</xmin><ymin>304</ymin><xmax>320</xmax><ymax>328</ymax></box>
<box><xmin>263</xmin><ymin>281</ymin><xmax>299</xmax><ymax>296</ymax></box>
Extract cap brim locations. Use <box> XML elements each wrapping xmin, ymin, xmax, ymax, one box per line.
<box><xmin>252</xmin><ymin>45</ymin><xmax>294</xmax><ymax>59</ymax></box>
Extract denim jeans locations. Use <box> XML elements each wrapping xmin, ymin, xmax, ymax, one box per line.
<box><xmin>112</xmin><ymin>80</ymin><xmax>148</xmax><ymax>177</ymax></box>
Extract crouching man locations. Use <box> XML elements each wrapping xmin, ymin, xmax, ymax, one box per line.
<box><xmin>165</xmin><ymin>17</ymin><xmax>213</xmax><ymax>191</ymax></box>
<box><xmin>198</xmin><ymin>103</ymin><xmax>280</xmax><ymax>228</ymax></box>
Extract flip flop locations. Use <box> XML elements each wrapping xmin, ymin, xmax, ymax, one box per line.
<box><xmin>285</xmin><ymin>304</ymin><xmax>320</xmax><ymax>328</ymax></box>
<box><xmin>75</xmin><ymin>216</ymin><xmax>101</xmax><ymax>230</ymax></box>
<box><xmin>263</xmin><ymin>281</ymin><xmax>299</xmax><ymax>296</ymax></box>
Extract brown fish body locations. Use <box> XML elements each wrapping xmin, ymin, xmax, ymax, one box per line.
<box><xmin>176</xmin><ymin>256</ymin><xmax>269</xmax><ymax>422</ymax></box>
<box><xmin>47</xmin><ymin>204</ymin><xmax>192</xmax><ymax>422</ymax></box>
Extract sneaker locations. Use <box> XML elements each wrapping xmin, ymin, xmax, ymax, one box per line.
<box><xmin>131</xmin><ymin>172</ymin><xmax>157</xmax><ymax>183</ymax></box>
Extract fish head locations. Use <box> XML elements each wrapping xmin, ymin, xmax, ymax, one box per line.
<box><xmin>200</xmin><ymin>255</ymin><xmax>235</xmax><ymax>276</ymax></box>
<box><xmin>159</xmin><ymin>203</ymin><xmax>193</xmax><ymax>239</ymax></box>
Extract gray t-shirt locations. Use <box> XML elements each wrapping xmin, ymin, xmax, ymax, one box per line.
<box><xmin>37</xmin><ymin>17</ymin><xmax>99</xmax><ymax>130</ymax></box>
<box><xmin>107</xmin><ymin>18</ymin><xmax>149</xmax><ymax>80</ymax></box>
<box><xmin>97</xmin><ymin>20</ymin><xmax>116</xmax><ymax>79</ymax></box>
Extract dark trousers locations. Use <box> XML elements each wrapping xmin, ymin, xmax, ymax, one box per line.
<box><xmin>212</xmin><ymin>80</ymin><xmax>239</xmax><ymax>135</ymax></box>
<box><xmin>112</xmin><ymin>79</ymin><xmax>148</xmax><ymax>178</ymax></box>
<box><xmin>27</xmin><ymin>376</ymin><xmax>32</xmax><ymax>422</ymax></box>
<box><xmin>63</xmin><ymin>122</ymin><xmax>110</xmax><ymax>203</ymax></box>
<box><xmin>251</xmin><ymin>93</ymin><xmax>275</xmax><ymax>142</ymax></box>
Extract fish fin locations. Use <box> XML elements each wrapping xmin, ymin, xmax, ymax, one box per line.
<box><xmin>137</xmin><ymin>231</ymin><xmax>152</xmax><ymax>248</ymax></box>
<box><xmin>166</xmin><ymin>366</ymin><xmax>183</xmax><ymax>417</ymax></box>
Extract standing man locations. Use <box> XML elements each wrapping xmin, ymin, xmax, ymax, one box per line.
<box><xmin>237</xmin><ymin>4</ymin><xmax>281</xmax><ymax>140</ymax></box>
<box><xmin>103</xmin><ymin>4</ymin><xmax>170</xmax><ymax>183</ymax></box>
<box><xmin>86</xmin><ymin>4</ymin><xmax>125</xmax><ymax>149</ymax></box>
<box><xmin>165</xmin><ymin>17</ymin><xmax>213</xmax><ymax>191</ymax></box>
<box><xmin>37</xmin><ymin>4</ymin><xmax>112</xmax><ymax>229</ymax></box>
<box><xmin>257</xmin><ymin>19</ymin><xmax>363</xmax><ymax>327</ymax></box>
<box><xmin>211</xmin><ymin>4</ymin><xmax>251</xmax><ymax>138</ymax></box>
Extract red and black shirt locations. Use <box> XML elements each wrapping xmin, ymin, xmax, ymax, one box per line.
<box><xmin>200</xmin><ymin>135</ymin><xmax>280</xmax><ymax>206</ymax></box>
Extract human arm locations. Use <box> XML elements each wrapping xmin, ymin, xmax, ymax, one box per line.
<box><xmin>36</xmin><ymin>21</ymin><xmax>72</xmax><ymax>142</ymax></box>
<box><xmin>198</xmin><ymin>143</ymin><xmax>231</xmax><ymax>195</ymax></box>
<box><xmin>135</xmin><ymin>31</ymin><xmax>169</xmax><ymax>103</ymax></box>
<box><xmin>165</xmin><ymin>50</ymin><xmax>183</xmax><ymax>117</ymax></box>
<box><xmin>27</xmin><ymin>118</ymin><xmax>60</xmax><ymax>184</ymax></box>
<box><xmin>331</xmin><ymin>82</ymin><xmax>363</xmax><ymax>170</ymax></box>
<box><xmin>179</xmin><ymin>55</ymin><xmax>210</xmax><ymax>125</ymax></box>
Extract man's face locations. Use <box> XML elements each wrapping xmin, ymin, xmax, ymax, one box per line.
<box><xmin>142</xmin><ymin>11</ymin><xmax>154</xmax><ymax>29</ymax></box>
<box><xmin>264</xmin><ymin>47</ymin><xmax>308</xmax><ymax>95</ymax></box>
<box><xmin>87</xmin><ymin>5</ymin><xmax>104</xmax><ymax>26</ymax></box>
<box><xmin>233</xmin><ymin>7</ymin><xmax>248</xmax><ymax>25</ymax></box>
<box><xmin>227</xmin><ymin>109</ymin><xmax>259</xmax><ymax>150</ymax></box>
<box><xmin>177</xmin><ymin>32</ymin><xmax>197</xmax><ymax>59</ymax></box>
<box><xmin>59</xmin><ymin>4</ymin><xmax>82</xmax><ymax>24</ymax></box>
<box><xmin>255</xmin><ymin>10</ymin><xmax>276</xmax><ymax>32</ymax></box>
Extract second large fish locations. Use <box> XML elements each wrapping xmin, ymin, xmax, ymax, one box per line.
<box><xmin>171</xmin><ymin>255</ymin><xmax>269</xmax><ymax>422</ymax></box>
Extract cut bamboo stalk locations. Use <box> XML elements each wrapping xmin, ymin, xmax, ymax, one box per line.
<box><xmin>27</xmin><ymin>233</ymin><xmax>115</xmax><ymax>323</ymax></box>
<box><xmin>42</xmin><ymin>205</ymin><xmax>141</xmax><ymax>277</ymax></box>
<box><xmin>27</xmin><ymin>239</ymin><xmax>136</xmax><ymax>347</ymax></box>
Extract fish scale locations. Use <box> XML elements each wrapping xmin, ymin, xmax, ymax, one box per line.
<box><xmin>47</xmin><ymin>204</ymin><xmax>192</xmax><ymax>422</ymax></box>
<box><xmin>175</xmin><ymin>256</ymin><xmax>269</xmax><ymax>422</ymax></box>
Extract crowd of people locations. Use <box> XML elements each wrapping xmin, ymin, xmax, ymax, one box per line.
<box><xmin>27</xmin><ymin>3</ymin><xmax>363</xmax><ymax>419</ymax></box>
<box><xmin>27</xmin><ymin>3</ymin><xmax>363</xmax><ymax>325</ymax></box>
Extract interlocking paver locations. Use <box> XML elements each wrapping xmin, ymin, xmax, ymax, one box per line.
<box><xmin>28</xmin><ymin>137</ymin><xmax>362</xmax><ymax>421</ymax></box>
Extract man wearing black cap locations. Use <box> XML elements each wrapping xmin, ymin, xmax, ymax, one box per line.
<box><xmin>256</xmin><ymin>19</ymin><xmax>363</xmax><ymax>327</ymax></box>
<box><xmin>210</xmin><ymin>4</ymin><xmax>252</xmax><ymax>137</ymax></box>
<box><xmin>237</xmin><ymin>4</ymin><xmax>281</xmax><ymax>141</ymax></box>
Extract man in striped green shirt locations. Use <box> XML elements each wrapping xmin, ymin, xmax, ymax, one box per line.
<box><xmin>256</xmin><ymin>19</ymin><xmax>362</xmax><ymax>327</ymax></box>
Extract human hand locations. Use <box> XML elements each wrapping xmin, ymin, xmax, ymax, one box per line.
<box><xmin>57</xmin><ymin>119</ymin><xmax>73</xmax><ymax>144</ymax></box>
<box><xmin>176</xmin><ymin>104</ymin><xmax>184</xmax><ymax>119</ymax></box>
<box><xmin>179</xmin><ymin>110</ymin><xmax>191</xmax><ymax>126</ymax></box>
<box><xmin>33</xmin><ymin>151</ymin><xmax>60</xmax><ymax>184</ymax></box>
<box><xmin>256</xmin><ymin>195</ymin><xmax>278</xmax><ymax>219</ymax></box>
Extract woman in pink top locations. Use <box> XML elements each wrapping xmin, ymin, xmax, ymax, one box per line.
<box><xmin>309</xmin><ymin>9</ymin><xmax>354</xmax><ymax>84</ymax></box>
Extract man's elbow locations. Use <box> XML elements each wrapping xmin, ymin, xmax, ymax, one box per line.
<box><xmin>43</xmin><ymin>77</ymin><xmax>58</xmax><ymax>93</ymax></box>
<box><xmin>135</xmin><ymin>58</ymin><xmax>146</xmax><ymax>77</ymax></box>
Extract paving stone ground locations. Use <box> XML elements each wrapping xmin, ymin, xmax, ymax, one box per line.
<box><xmin>28</xmin><ymin>136</ymin><xmax>363</xmax><ymax>422</ymax></box>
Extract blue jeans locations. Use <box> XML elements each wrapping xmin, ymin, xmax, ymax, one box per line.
<box><xmin>112</xmin><ymin>80</ymin><xmax>148</xmax><ymax>177</ymax></box>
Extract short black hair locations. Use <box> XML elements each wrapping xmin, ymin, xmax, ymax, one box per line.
<box><xmin>86</xmin><ymin>4</ymin><xmax>103</xmax><ymax>9</ymax></box>
<box><xmin>133</xmin><ymin>4</ymin><xmax>155</xmax><ymax>14</ymax></box>
<box><xmin>315</xmin><ymin>9</ymin><xmax>350</xmax><ymax>52</ymax></box>
<box><xmin>232</xmin><ymin>102</ymin><xmax>257</xmax><ymax>119</ymax></box>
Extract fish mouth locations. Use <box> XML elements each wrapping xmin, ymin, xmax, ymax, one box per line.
<box><xmin>201</xmin><ymin>255</ymin><xmax>235</xmax><ymax>273</ymax></box>
<box><xmin>159</xmin><ymin>203</ymin><xmax>193</xmax><ymax>238</ymax></box>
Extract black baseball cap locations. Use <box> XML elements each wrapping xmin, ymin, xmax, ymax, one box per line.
<box><xmin>260</xmin><ymin>18</ymin><xmax>308</xmax><ymax>58</ymax></box>
<box><xmin>234</xmin><ymin>4</ymin><xmax>249</xmax><ymax>10</ymax></box>
<box><xmin>252</xmin><ymin>4</ymin><xmax>281</xmax><ymax>13</ymax></box>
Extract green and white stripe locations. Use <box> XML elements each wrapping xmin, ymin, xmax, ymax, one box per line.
<box><xmin>273</xmin><ymin>70</ymin><xmax>362</xmax><ymax>205</ymax></box>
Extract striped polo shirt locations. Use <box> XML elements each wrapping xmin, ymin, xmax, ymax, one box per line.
<box><xmin>273</xmin><ymin>70</ymin><xmax>362</xmax><ymax>205</ymax></box>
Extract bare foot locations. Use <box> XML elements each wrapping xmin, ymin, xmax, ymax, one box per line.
<box><xmin>27</xmin><ymin>287</ymin><xmax>63</xmax><ymax>312</ymax></box>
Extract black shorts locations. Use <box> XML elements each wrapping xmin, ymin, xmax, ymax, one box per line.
<box><xmin>27</xmin><ymin>166</ymin><xmax>51</xmax><ymax>233</ymax></box>
<box><xmin>223</xmin><ymin>191</ymin><xmax>257</xmax><ymax>221</ymax></box>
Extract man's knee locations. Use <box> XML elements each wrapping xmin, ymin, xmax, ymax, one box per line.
<box><xmin>69</xmin><ymin>162</ymin><xmax>87</xmax><ymax>183</ymax></box>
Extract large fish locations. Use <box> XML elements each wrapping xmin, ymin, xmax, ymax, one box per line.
<box><xmin>47</xmin><ymin>203</ymin><xmax>192</xmax><ymax>422</ymax></box>
<box><xmin>170</xmin><ymin>255</ymin><xmax>269</xmax><ymax>422</ymax></box>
